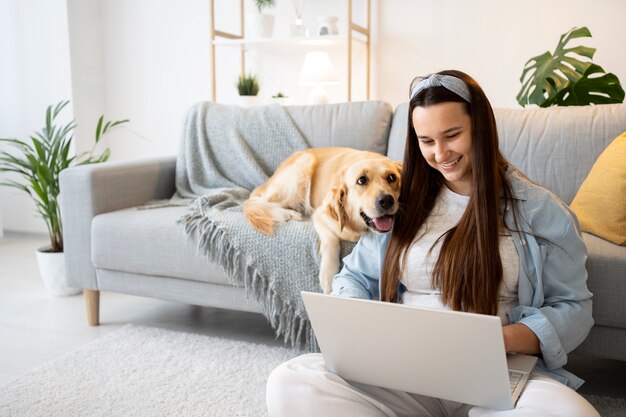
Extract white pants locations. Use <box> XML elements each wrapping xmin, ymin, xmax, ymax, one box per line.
<box><xmin>266</xmin><ymin>354</ymin><xmax>600</xmax><ymax>417</ymax></box>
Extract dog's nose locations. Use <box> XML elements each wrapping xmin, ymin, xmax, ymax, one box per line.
<box><xmin>376</xmin><ymin>194</ymin><xmax>394</xmax><ymax>210</ymax></box>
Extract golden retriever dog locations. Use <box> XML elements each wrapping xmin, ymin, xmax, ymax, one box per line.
<box><xmin>243</xmin><ymin>147</ymin><xmax>402</xmax><ymax>293</ymax></box>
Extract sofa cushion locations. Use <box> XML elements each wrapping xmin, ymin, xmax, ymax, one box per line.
<box><xmin>387</xmin><ymin>103</ymin><xmax>626</xmax><ymax>204</ymax></box>
<box><xmin>571</xmin><ymin>132</ymin><xmax>626</xmax><ymax>245</ymax></box>
<box><xmin>387</xmin><ymin>102</ymin><xmax>409</xmax><ymax>161</ymax></box>
<box><xmin>495</xmin><ymin>104</ymin><xmax>626</xmax><ymax>204</ymax></box>
<box><xmin>286</xmin><ymin>101</ymin><xmax>392</xmax><ymax>155</ymax></box>
<box><xmin>583</xmin><ymin>232</ymin><xmax>626</xmax><ymax>328</ymax></box>
<box><xmin>92</xmin><ymin>205</ymin><xmax>230</xmax><ymax>285</ymax></box>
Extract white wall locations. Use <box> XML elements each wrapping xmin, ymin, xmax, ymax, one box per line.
<box><xmin>376</xmin><ymin>0</ymin><xmax>626</xmax><ymax>109</ymax></box>
<box><xmin>94</xmin><ymin>0</ymin><xmax>212</xmax><ymax>161</ymax></box>
<box><xmin>66</xmin><ymin>0</ymin><xmax>106</xmax><ymax>158</ymax></box>
<box><xmin>0</xmin><ymin>0</ymin><xmax>73</xmax><ymax>235</ymax></box>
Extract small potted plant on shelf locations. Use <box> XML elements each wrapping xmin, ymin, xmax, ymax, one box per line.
<box><xmin>0</xmin><ymin>100</ymin><xmax>128</xmax><ymax>296</ymax></box>
<box><xmin>271</xmin><ymin>91</ymin><xmax>291</xmax><ymax>105</ymax></box>
<box><xmin>246</xmin><ymin>0</ymin><xmax>276</xmax><ymax>39</ymax></box>
<box><xmin>237</xmin><ymin>73</ymin><xmax>261</xmax><ymax>106</ymax></box>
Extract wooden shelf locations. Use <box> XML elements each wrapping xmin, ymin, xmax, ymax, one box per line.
<box><xmin>212</xmin><ymin>35</ymin><xmax>365</xmax><ymax>48</ymax></box>
<box><xmin>209</xmin><ymin>0</ymin><xmax>370</xmax><ymax>102</ymax></box>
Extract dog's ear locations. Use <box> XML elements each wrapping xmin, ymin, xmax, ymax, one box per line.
<box><xmin>326</xmin><ymin>184</ymin><xmax>349</xmax><ymax>231</ymax></box>
<box><xmin>393</xmin><ymin>160</ymin><xmax>403</xmax><ymax>175</ymax></box>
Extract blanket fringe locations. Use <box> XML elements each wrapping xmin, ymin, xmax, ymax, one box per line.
<box><xmin>180</xmin><ymin>204</ymin><xmax>318</xmax><ymax>352</ymax></box>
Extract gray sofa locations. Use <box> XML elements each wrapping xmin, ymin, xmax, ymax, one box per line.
<box><xmin>60</xmin><ymin>101</ymin><xmax>626</xmax><ymax>362</ymax></box>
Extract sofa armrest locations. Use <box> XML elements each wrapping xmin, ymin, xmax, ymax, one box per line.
<box><xmin>59</xmin><ymin>157</ymin><xmax>177</xmax><ymax>289</ymax></box>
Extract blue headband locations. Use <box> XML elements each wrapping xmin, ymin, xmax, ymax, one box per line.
<box><xmin>409</xmin><ymin>74</ymin><xmax>472</xmax><ymax>103</ymax></box>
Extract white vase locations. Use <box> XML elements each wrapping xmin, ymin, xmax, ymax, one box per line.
<box><xmin>35</xmin><ymin>246</ymin><xmax>81</xmax><ymax>296</ymax></box>
<box><xmin>246</xmin><ymin>13</ymin><xmax>275</xmax><ymax>38</ymax></box>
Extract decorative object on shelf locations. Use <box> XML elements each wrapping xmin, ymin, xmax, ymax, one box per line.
<box><xmin>517</xmin><ymin>26</ymin><xmax>624</xmax><ymax>107</ymax></box>
<box><xmin>271</xmin><ymin>91</ymin><xmax>291</xmax><ymax>105</ymax></box>
<box><xmin>246</xmin><ymin>0</ymin><xmax>276</xmax><ymax>39</ymax></box>
<box><xmin>0</xmin><ymin>100</ymin><xmax>128</xmax><ymax>296</ymax></box>
<box><xmin>237</xmin><ymin>73</ymin><xmax>261</xmax><ymax>106</ymax></box>
<box><xmin>317</xmin><ymin>16</ymin><xmax>338</xmax><ymax>36</ymax></box>
<box><xmin>290</xmin><ymin>0</ymin><xmax>307</xmax><ymax>38</ymax></box>
<box><xmin>299</xmin><ymin>51</ymin><xmax>338</xmax><ymax>104</ymax></box>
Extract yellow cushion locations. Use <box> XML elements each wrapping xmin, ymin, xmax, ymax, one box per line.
<box><xmin>571</xmin><ymin>131</ymin><xmax>626</xmax><ymax>245</ymax></box>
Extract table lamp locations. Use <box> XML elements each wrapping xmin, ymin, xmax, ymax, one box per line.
<box><xmin>298</xmin><ymin>51</ymin><xmax>338</xmax><ymax>105</ymax></box>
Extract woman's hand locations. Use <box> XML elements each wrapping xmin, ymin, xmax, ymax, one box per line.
<box><xmin>502</xmin><ymin>323</ymin><xmax>540</xmax><ymax>354</ymax></box>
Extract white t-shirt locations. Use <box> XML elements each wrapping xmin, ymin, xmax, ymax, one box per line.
<box><xmin>400</xmin><ymin>186</ymin><xmax>519</xmax><ymax>324</ymax></box>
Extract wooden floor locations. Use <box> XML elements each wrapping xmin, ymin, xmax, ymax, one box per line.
<box><xmin>1</xmin><ymin>231</ymin><xmax>625</xmax><ymax>398</ymax></box>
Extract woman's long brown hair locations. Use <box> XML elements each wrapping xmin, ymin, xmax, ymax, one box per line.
<box><xmin>381</xmin><ymin>70</ymin><xmax>513</xmax><ymax>315</ymax></box>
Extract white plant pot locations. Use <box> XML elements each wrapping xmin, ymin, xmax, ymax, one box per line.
<box><xmin>35</xmin><ymin>246</ymin><xmax>81</xmax><ymax>296</ymax></box>
<box><xmin>238</xmin><ymin>95</ymin><xmax>261</xmax><ymax>107</ymax></box>
<box><xmin>270</xmin><ymin>97</ymin><xmax>291</xmax><ymax>106</ymax></box>
<box><xmin>246</xmin><ymin>13</ymin><xmax>275</xmax><ymax>38</ymax></box>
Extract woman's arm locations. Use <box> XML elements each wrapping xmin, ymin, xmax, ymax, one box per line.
<box><xmin>503</xmin><ymin>323</ymin><xmax>540</xmax><ymax>354</ymax></box>
<box><xmin>330</xmin><ymin>231</ymin><xmax>390</xmax><ymax>299</ymax></box>
<box><xmin>508</xmin><ymin>191</ymin><xmax>594</xmax><ymax>369</ymax></box>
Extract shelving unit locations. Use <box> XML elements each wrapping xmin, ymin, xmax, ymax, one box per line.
<box><xmin>209</xmin><ymin>0</ymin><xmax>371</xmax><ymax>103</ymax></box>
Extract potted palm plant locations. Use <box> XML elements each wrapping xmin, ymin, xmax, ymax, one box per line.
<box><xmin>0</xmin><ymin>100</ymin><xmax>128</xmax><ymax>295</ymax></box>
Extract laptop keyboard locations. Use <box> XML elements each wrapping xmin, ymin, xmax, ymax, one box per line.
<box><xmin>509</xmin><ymin>370</ymin><xmax>523</xmax><ymax>394</ymax></box>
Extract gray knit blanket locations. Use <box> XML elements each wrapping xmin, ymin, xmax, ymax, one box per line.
<box><xmin>174</xmin><ymin>102</ymin><xmax>352</xmax><ymax>351</ymax></box>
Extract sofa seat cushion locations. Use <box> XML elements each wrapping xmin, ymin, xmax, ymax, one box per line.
<box><xmin>92</xmin><ymin>205</ymin><xmax>230</xmax><ymax>285</ymax></box>
<box><xmin>583</xmin><ymin>232</ymin><xmax>626</xmax><ymax>328</ymax></box>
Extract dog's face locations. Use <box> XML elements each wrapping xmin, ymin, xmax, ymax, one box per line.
<box><xmin>338</xmin><ymin>158</ymin><xmax>402</xmax><ymax>233</ymax></box>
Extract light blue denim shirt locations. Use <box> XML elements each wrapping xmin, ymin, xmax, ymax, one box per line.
<box><xmin>330</xmin><ymin>169</ymin><xmax>593</xmax><ymax>390</ymax></box>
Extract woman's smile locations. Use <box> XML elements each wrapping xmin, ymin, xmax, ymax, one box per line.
<box><xmin>439</xmin><ymin>155</ymin><xmax>462</xmax><ymax>169</ymax></box>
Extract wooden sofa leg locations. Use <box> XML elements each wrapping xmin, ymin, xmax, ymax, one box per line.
<box><xmin>84</xmin><ymin>289</ymin><xmax>100</xmax><ymax>326</ymax></box>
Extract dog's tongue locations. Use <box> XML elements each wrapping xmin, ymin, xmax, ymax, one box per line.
<box><xmin>373</xmin><ymin>215</ymin><xmax>393</xmax><ymax>232</ymax></box>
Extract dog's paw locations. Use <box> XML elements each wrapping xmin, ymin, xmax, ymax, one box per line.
<box><xmin>320</xmin><ymin>280</ymin><xmax>333</xmax><ymax>295</ymax></box>
<box><xmin>287</xmin><ymin>210</ymin><xmax>303</xmax><ymax>221</ymax></box>
<box><xmin>278</xmin><ymin>209</ymin><xmax>303</xmax><ymax>223</ymax></box>
<box><xmin>318</xmin><ymin>270</ymin><xmax>335</xmax><ymax>294</ymax></box>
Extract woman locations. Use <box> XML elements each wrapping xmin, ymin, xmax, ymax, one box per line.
<box><xmin>266</xmin><ymin>70</ymin><xmax>599</xmax><ymax>416</ymax></box>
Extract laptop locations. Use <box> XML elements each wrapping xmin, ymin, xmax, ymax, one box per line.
<box><xmin>301</xmin><ymin>291</ymin><xmax>537</xmax><ymax>411</ymax></box>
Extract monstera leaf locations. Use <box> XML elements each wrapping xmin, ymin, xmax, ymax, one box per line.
<box><xmin>517</xmin><ymin>26</ymin><xmax>624</xmax><ymax>107</ymax></box>
<box><xmin>543</xmin><ymin>64</ymin><xmax>625</xmax><ymax>107</ymax></box>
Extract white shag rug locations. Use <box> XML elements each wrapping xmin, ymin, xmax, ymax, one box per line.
<box><xmin>1</xmin><ymin>324</ymin><xmax>624</xmax><ymax>417</ymax></box>
<box><xmin>0</xmin><ymin>325</ymin><xmax>301</xmax><ymax>417</ymax></box>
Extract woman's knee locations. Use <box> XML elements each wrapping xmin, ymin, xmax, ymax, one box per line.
<box><xmin>266</xmin><ymin>359</ymin><xmax>295</xmax><ymax>399</ymax></box>
<box><xmin>266</xmin><ymin>353</ymin><xmax>325</xmax><ymax>412</ymax></box>
<box><xmin>469</xmin><ymin>374</ymin><xmax>600</xmax><ymax>417</ymax></box>
<box><xmin>521</xmin><ymin>375</ymin><xmax>600</xmax><ymax>417</ymax></box>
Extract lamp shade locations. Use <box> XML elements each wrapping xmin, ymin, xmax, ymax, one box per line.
<box><xmin>298</xmin><ymin>51</ymin><xmax>338</xmax><ymax>85</ymax></box>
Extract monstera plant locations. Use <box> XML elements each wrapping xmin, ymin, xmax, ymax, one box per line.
<box><xmin>517</xmin><ymin>26</ymin><xmax>624</xmax><ymax>107</ymax></box>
